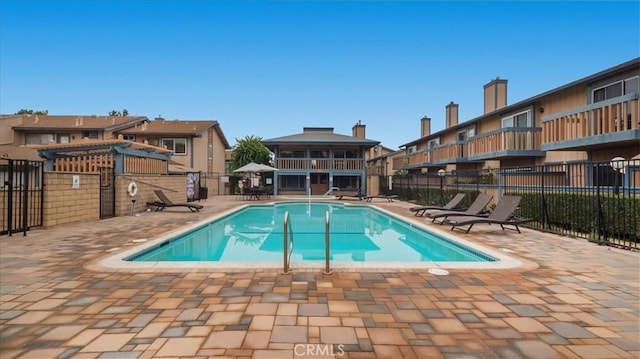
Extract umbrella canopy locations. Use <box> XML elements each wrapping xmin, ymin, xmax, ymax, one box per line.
<box><xmin>233</xmin><ymin>162</ymin><xmax>278</xmax><ymax>173</ymax></box>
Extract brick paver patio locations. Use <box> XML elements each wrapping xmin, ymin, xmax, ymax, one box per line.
<box><xmin>1</xmin><ymin>196</ymin><xmax>638</xmax><ymax>358</ymax></box>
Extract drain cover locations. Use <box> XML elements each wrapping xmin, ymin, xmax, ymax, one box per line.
<box><xmin>428</xmin><ymin>268</ymin><xmax>449</xmax><ymax>276</ymax></box>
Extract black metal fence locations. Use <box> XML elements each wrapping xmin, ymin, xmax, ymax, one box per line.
<box><xmin>387</xmin><ymin>159</ymin><xmax>640</xmax><ymax>250</ymax></box>
<box><xmin>1</xmin><ymin>159</ymin><xmax>44</xmax><ymax>236</ymax></box>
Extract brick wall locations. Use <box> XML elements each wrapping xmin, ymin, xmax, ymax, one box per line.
<box><xmin>115</xmin><ymin>175</ymin><xmax>188</xmax><ymax>216</ymax></box>
<box><xmin>43</xmin><ymin>173</ymin><xmax>100</xmax><ymax>227</ymax></box>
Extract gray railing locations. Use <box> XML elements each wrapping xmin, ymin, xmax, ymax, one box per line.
<box><xmin>282</xmin><ymin>211</ymin><xmax>294</xmax><ymax>274</ymax></box>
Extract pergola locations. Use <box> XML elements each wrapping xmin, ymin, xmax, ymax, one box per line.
<box><xmin>34</xmin><ymin>138</ymin><xmax>173</xmax><ymax>174</ymax></box>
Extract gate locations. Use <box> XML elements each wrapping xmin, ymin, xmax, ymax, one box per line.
<box><xmin>1</xmin><ymin>159</ymin><xmax>44</xmax><ymax>236</ymax></box>
<box><xmin>99</xmin><ymin>167</ymin><xmax>115</xmax><ymax>219</ymax></box>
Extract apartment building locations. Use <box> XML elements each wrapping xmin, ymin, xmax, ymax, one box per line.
<box><xmin>3</xmin><ymin>114</ymin><xmax>148</xmax><ymax>147</ymax></box>
<box><xmin>114</xmin><ymin>117</ymin><xmax>231</xmax><ymax>176</ymax></box>
<box><xmin>262</xmin><ymin>123</ymin><xmax>380</xmax><ymax>195</ymax></box>
<box><xmin>394</xmin><ymin>58</ymin><xmax>640</xmax><ymax>173</ymax></box>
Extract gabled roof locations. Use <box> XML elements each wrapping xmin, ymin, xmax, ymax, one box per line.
<box><xmin>262</xmin><ymin>127</ymin><xmax>380</xmax><ymax>148</ymax></box>
<box><xmin>12</xmin><ymin>115</ymin><xmax>147</xmax><ymax>132</ymax></box>
<box><xmin>118</xmin><ymin>119</ymin><xmax>232</xmax><ymax>149</ymax></box>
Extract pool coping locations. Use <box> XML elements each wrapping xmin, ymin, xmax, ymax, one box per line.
<box><xmin>94</xmin><ymin>201</ymin><xmax>533</xmax><ymax>273</ymax></box>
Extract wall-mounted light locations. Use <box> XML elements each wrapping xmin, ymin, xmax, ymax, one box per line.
<box><xmin>539</xmin><ymin>107</ymin><xmax>545</xmax><ymax>113</ymax></box>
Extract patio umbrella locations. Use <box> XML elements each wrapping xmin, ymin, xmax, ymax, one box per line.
<box><xmin>233</xmin><ymin>162</ymin><xmax>278</xmax><ymax>187</ymax></box>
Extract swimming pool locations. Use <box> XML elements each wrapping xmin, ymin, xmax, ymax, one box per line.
<box><xmin>103</xmin><ymin>202</ymin><xmax>522</xmax><ymax>270</ymax></box>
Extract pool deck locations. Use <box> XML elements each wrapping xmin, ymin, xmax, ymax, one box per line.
<box><xmin>1</xmin><ymin>196</ymin><xmax>638</xmax><ymax>358</ymax></box>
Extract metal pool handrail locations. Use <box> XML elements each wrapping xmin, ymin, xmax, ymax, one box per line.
<box><xmin>324</xmin><ymin>210</ymin><xmax>332</xmax><ymax>275</ymax></box>
<box><xmin>282</xmin><ymin>211</ymin><xmax>294</xmax><ymax>274</ymax></box>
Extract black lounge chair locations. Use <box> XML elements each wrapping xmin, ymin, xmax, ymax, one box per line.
<box><xmin>150</xmin><ymin>190</ymin><xmax>203</xmax><ymax>212</ymax></box>
<box><xmin>335</xmin><ymin>189</ymin><xmax>366</xmax><ymax>200</ymax></box>
<box><xmin>364</xmin><ymin>194</ymin><xmax>398</xmax><ymax>202</ymax></box>
<box><xmin>424</xmin><ymin>193</ymin><xmax>492</xmax><ymax>223</ymax></box>
<box><xmin>409</xmin><ymin>193</ymin><xmax>466</xmax><ymax>216</ymax></box>
<box><xmin>444</xmin><ymin>195</ymin><xmax>533</xmax><ymax>233</ymax></box>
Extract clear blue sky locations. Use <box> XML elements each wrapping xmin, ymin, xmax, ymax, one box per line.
<box><xmin>1</xmin><ymin>1</ymin><xmax>639</xmax><ymax>149</ymax></box>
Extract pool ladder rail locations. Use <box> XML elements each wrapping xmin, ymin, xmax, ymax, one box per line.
<box><xmin>282</xmin><ymin>210</ymin><xmax>332</xmax><ymax>275</ymax></box>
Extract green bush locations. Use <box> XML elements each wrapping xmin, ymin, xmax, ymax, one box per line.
<box><xmin>508</xmin><ymin>192</ymin><xmax>640</xmax><ymax>242</ymax></box>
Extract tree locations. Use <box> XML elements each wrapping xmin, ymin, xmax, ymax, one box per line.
<box><xmin>108</xmin><ymin>109</ymin><xmax>129</xmax><ymax>116</ymax></box>
<box><xmin>15</xmin><ymin>109</ymin><xmax>48</xmax><ymax>115</ymax></box>
<box><xmin>231</xmin><ymin>135</ymin><xmax>272</xmax><ymax>170</ymax></box>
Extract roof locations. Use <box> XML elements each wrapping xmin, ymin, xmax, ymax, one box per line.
<box><xmin>0</xmin><ymin>145</ymin><xmax>44</xmax><ymax>161</ymax></box>
<box><xmin>400</xmin><ymin>57</ymin><xmax>640</xmax><ymax>148</ymax></box>
<box><xmin>118</xmin><ymin>119</ymin><xmax>232</xmax><ymax>149</ymax></box>
<box><xmin>12</xmin><ymin>114</ymin><xmax>147</xmax><ymax>132</ymax></box>
<box><xmin>262</xmin><ymin>127</ymin><xmax>380</xmax><ymax>148</ymax></box>
<box><xmin>30</xmin><ymin>139</ymin><xmax>173</xmax><ymax>155</ymax></box>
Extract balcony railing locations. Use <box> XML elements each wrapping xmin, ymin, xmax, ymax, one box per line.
<box><xmin>276</xmin><ymin>158</ymin><xmax>363</xmax><ymax>171</ymax></box>
<box><xmin>431</xmin><ymin>142</ymin><xmax>467</xmax><ymax>163</ymax></box>
<box><xmin>467</xmin><ymin>127</ymin><xmax>542</xmax><ymax>160</ymax></box>
<box><xmin>541</xmin><ymin>93</ymin><xmax>639</xmax><ymax>148</ymax></box>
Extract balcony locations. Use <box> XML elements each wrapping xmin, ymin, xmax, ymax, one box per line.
<box><xmin>430</xmin><ymin>142</ymin><xmax>469</xmax><ymax>165</ymax></box>
<box><xmin>276</xmin><ymin>158</ymin><xmax>363</xmax><ymax>172</ymax></box>
<box><xmin>467</xmin><ymin>127</ymin><xmax>544</xmax><ymax>161</ymax></box>
<box><xmin>541</xmin><ymin>93</ymin><xmax>639</xmax><ymax>151</ymax></box>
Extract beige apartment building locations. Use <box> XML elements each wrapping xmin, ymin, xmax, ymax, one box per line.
<box><xmin>394</xmin><ymin>58</ymin><xmax>640</xmax><ymax>174</ymax></box>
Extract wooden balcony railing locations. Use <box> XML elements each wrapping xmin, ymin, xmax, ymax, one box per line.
<box><xmin>431</xmin><ymin>142</ymin><xmax>467</xmax><ymax>162</ymax></box>
<box><xmin>276</xmin><ymin>158</ymin><xmax>363</xmax><ymax>171</ymax></box>
<box><xmin>392</xmin><ymin>156</ymin><xmax>408</xmax><ymax>169</ymax></box>
<box><xmin>467</xmin><ymin>127</ymin><xmax>542</xmax><ymax>157</ymax></box>
<box><xmin>542</xmin><ymin>93</ymin><xmax>639</xmax><ymax>144</ymax></box>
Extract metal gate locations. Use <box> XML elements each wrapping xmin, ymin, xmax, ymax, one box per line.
<box><xmin>1</xmin><ymin>159</ymin><xmax>44</xmax><ymax>236</ymax></box>
<box><xmin>99</xmin><ymin>167</ymin><xmax>115</xmax><ymax>219</ymax></box>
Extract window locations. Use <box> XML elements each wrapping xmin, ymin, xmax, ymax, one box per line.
<box><xmin>310</xmin><ymin>150</ymin><xmax>329</xmax><ymax>158</ymax></box>
<box><xmin>593</xmin><ymin>76</ymin><xmax>639</xmax><ymax>103</ymax></box>
<box><xmin>502</xmin><ymin>110</ymin><xmax>532</xmax><ymax>128</ymax></box>
<box><xmin>457</xmin><ymin>126</ymin><xmax>475</xmax><ymax>141</ymax></box>
<box><xmin>122</xmin><ymin>134</ymin><xmax>135</xmax><ymax>141</ymax></box>
<box><xmin>279</xmin><ymin>175</ymin><xmax>306</xmax><ymax>190</ymax></box>
<box><xmin>333</xmin><ymin>149</ymin><xmax>358</xmax><ymax>158</ymax></box>
<box><xmin>333</xmin><ymin>175</ymin><xmax>359</xmax><ymax>189</ymax></box>
<box><xmin>25</xmin><ymin>133</ymin><xmax>54</xmax><ymax>145</ymax></box>
<box><xmin>57</xmin><ymin>134</ymin><xmax>70</xmax><ymax>144</ymax></box>
<box><xmin>427</xmin><ymin>139</ymin><xmax>440</xmax><ymax>149</ymax></box>
<box><xmin>162</xmin><ymin>138</ymin><xmax>187</xmax><ymax>154</ymax></box>
<box><xmin>407</xmin><ymin>145</ymin><xmax>417</xmax><ymax>154</ymax></box>
<box><xmin>279</xmin><ymin>150</ymin><xmax>305</xmax><ymax>158</ymax></box>
<box><xmin>82</xmin><ymin>131</ymin><xmax>99</xmax><ymax>139</ymax></box>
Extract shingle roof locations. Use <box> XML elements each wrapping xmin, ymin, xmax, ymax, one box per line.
<box><xmin>0</xmin><ymin>145</ymin><xmax>44</xmax><ymax>161</ymax></box>
<box><xmin>118</xmin><ymin>119</ymin><xmax>217</xmax><ymax>135</ymax></box>
<box><xmin>262</xmin><ymin>128</ymin><xmax>380</xmax><ymax>147</ymax></box>
<box><xmin>118</xmin><ymin>119</ymin><xmax>232</xmax><ymax>149</ymax></box>
<box><xmin>12</xmin><ymin>115</ymin><xmax>147</xmax><ymax>131</ymax></box>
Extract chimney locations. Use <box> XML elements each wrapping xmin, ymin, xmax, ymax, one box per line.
<box><xmin>446</xmin><ymin>102</ymin><xmax>459</xmax><ymax>128</ymax></box>
<box><xmin>352</xmin><ymin>120</ymin><xmax>366</xmax><ymax>139</ymax></box>
<box><xmin>484</xmin><ymin>77</ymin><xmax>508</xmax><ymax>114</ymax></box>
<box><xmin>420</xmin><ymin>116</ymin><xmax>431</xmax><ymax>137</ymax></box>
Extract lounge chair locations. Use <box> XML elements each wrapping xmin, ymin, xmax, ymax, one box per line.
<box><xmin>424</xmin><ymin>193</ymin><xmax>492</xmax><ymax>223</ymax></box>
<box><xmin>335</xmin><ymin>189</ymin><xmax>366</xmax><ymax>200</ymax></box>
<box><xmin>149</xmin><ymin>190</ymin><xmax>204</xmax><ymax>212</ymax></box>
<box><xmin>444</xmin><ymin>195</ymin><xmax>533</xmax><ymax>233</ymax></box>
<box><xmin>409</xmin><ymin>193</ymin><xmax>466</xmax><ymax>216</ymax></box>
<box><xmin>364</xmin><ymin>194</ymin><xmax>398</xmax><ymax>202</ymax></box>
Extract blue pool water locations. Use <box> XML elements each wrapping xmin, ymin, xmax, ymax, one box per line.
<box><xmin>127</xmin><ymin>203</ymin><xmax>496</xmax><ymax>263</ymax></box>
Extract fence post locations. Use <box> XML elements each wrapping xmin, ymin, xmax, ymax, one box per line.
<box><xmin>541</xmin><ymin>165</ymin><xmax>551</xmax><ymax>230</ymax></box>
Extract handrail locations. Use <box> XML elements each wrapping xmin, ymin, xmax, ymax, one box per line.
<box><xmin>323</xmin><ymin>211</ymin><xmax>332</xmax><ymax>275</ymax></box>
<box><xmin>282</xmin><ymin>211</ymin><xmax>294</xmax><ymax>274</ymax></box>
